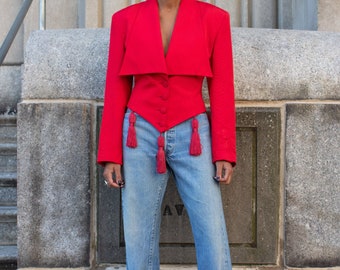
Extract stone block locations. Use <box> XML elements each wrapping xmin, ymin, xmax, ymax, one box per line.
<box><xmin>232</xmin><ymin>28</ymin><xmax>340</xmax><ymax>100</ymax></box>
<box><xmin>97</xmin><ymin>107</ymin><xmax>281</xmax><ymax>264</ymax></box>
<box><xmin>318</xmin><ymin>0</ymin><xmax>340</xmax><ymax>32</ymax></box>
<box><xmin>23</xmin><ymin>28</ymin><xmax>340</xmax><ymax>102</ymax></box>
<box><xmin>285</xmin><ymin>103</ymin><xmax>340</xmax><ymax>267</ymax></box>
<box><xmin>0</xmin><ymin>66</ymin><xmax>22</xmax><ymax>114</ymax></box>
<box><xmin>17</xmin><ymin>102</ymin><xmax>92</xmax><ymax>268</ymax></box>
<box><xmin>22</xmin><ymin>29</ymin><xmax>108</xmax><ymax>100</ymax></box>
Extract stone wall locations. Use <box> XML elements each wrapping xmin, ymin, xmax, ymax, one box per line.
<box><xmin>17</xmin><ymin>27</ymin><xmax>340</xmax><ymax>268</ymax></box>
<box><xmin>318</xmin><ymin>0</ymin><xmax>340</xmax><ymax>32</ymax></box>
<box><xmin>1</xmin><ymin>0</ymin><xmax>340</xmax><ymax>268</ymax></box>
<box><xmin>1</xmin><ymin>0</ymin><xmax>338</xmax><ymax>114</ymax></box>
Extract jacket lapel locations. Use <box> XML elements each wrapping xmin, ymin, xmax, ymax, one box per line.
<box><xmin>119</xmin><ymin>0</ymin><xmax>212</xmax><ymax>77</ymax></box>
<box><xmin>165</xmin><ymin>0</ymin><xmax>212</xmax><ymax>76</ymax></box>
<box><xmin>119</xmin><ymin>0</ymin><xmax>167</xmax><ymax>75</ymax></box>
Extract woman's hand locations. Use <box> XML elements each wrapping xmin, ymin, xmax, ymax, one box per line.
<box><xmin>103</xmin><ymin>162</ymin><xmax>125</xmax><ymax>188</ymax></box>
<box><xmin>215</xmin><ymin>161</ymin><xmax>233</xmax><ymax>185</ymax></box>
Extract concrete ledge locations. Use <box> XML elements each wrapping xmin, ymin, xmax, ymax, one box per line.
<box><xmin>22</xmin><ymin>28</ymin><xmax>340</xmax><ymax>101</ymax></box>
<box><xmin>233</xmin><ymin>28</ymin><xmax>340</xmax><ymax>100</ymax></box>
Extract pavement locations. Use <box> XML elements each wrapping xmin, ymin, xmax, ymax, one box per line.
<box><xmin>18</xmin><ymin>266</ymin><xmax>340</xmax><ymax>270</ymax></box>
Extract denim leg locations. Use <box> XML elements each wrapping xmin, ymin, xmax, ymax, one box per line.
<box><xmin>122</xmin><ymin>112</ymin><xmax>169</xmax><ymax>270</ymax></box>
<box><xmin>166</xmin><ymin>113</ymin><xmax>232</xmax><ymax>270</ymax></box>
<box><xmin>121</xmin><ymin>111</ymin><xmax>232</xmax><ymax>269</ymax></box>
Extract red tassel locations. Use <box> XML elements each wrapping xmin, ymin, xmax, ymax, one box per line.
<box><xmin>190</xmin><ymin>118</ymin><xmax>202</xmax><ymax>156</ymax></box>
<box><xmin>126</xmin><ymin>112</ymin><xmax>137</xmax><ymax>148</ymax></box>
<box><xmin>156</xmin><ymin>135</ymin><xmax>166</xmax><ymax>174</ymax></box>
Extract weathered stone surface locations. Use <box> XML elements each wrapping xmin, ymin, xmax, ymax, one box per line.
<box><xmin>17</xmin><ymin>102</ymin><xmax>92</xmax><ymax>268</ymax></box>
<box><xmin>97</xmin><ymin>107</ymin><xmax>281</xmax><ymax>264</ymax></box>
<box><xmin>22</xmin><ymin>29</ymin><xmax>108</xmax><ymax>100</ymax></box>
<box><xmin>0</xmin><ymin>66</ymin><xmax>22</xmax><ymax>114</ymax></box>
<box><xmin>23</xmin><ymin>28</ymin><xmax>340</xmax><ymax>101</ymax></box>
<box><xmin>285</xmin><ymin>103</ymin><xmax>340</xmax><ymax>267</ymax></box>
<box><xmin>232</xmin><ymin>28</ymin><xmax>340</xmax><ymax>100</ymax></box>
<box><xmin>318</xmin><ymin>0</ymin><xmax>340</xmax><ymax>32</ymax></box>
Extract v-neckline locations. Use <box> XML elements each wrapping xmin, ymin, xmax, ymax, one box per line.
<box><xmin>157</xmin><ymin>0</ymin><xmax>182</xmax><ymax>58</ymax></box>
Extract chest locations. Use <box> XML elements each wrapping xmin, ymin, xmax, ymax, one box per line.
<box><xmin>118</xmin><ymin>0</ymin><xmax>215</xmax><ymax>77</ymax></box>
<box><xmin>159</xmin><ymin>8</ymin><xmax>179</xmax><ymax>55</ymax></box>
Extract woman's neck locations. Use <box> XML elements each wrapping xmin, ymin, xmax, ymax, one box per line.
<box><xmin>157</xmin><ymin>0</ymin><xmax>181</xmax><ymax>10</ymax></box>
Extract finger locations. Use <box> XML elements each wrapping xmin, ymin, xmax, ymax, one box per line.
<box><xmin>221</xmin><ymin>168</ymin><xmax>233</xmax><ymax>185</ymax></box>
<box><xmin>103</xmin><ymin>164</ymin><xmax>120</xmax><ymax>188</ymax></box>
<box><xmin>104</xmin><ymin>171</ymin><xmax>119</xmax><ymax>188</ymax></box>
<box><xmin>215</xmin><ymin>162</ymin><xmax>223</xmax><ymax>181</ymax></box>
<box><xmin>214</xmin><ymin>161</ymin><xmax>234</xmax><ymax>184</ymax></box>
<box><xmin>113</xmin><ymin>165</ymin><xmax>125</xmax><ymax>188</ymax></box>
<box><xmin>221</xmin><ymin>171</ymin><xmax>232</xmax><ymax>185</ymax></box>
<box><xmin>220</xmin><ymin>166</ymin><xmax>228</xmax><ymax>182</ymax></box>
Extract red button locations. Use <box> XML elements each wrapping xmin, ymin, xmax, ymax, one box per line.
<box><xmin>161</xmin><ymin>92</ymin><xmax>169</xmax><ymax>100</ymax></box>
<box><xmin>160</xmin><ymin>107</ymin><xmax>167</xmax><ymax>114</ymax></box>
<box><xmin>162</xmin><ymin>81</ymin><xmax>169</xmax><ymax>88</ymax></box>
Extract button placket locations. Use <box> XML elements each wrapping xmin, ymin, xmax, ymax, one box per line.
<box><xmin>158</xmin><ymin>76</ymin><xmax>169</xmax><ymax>130</ymax></box>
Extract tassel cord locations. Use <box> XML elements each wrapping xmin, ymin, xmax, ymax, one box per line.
<box><xmin>126</xmin><ymin>111</ymin><xmax>137</xmax><ymax>148</ymax></box>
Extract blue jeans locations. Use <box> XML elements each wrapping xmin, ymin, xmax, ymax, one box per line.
<box><xmin>122</xmin><ymin>110</ymin><xmax>232</xmax><ymax>270</ymax></box>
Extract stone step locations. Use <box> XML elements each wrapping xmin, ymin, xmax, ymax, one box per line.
<box><xmin>0</xmin><ymin>117</ymin><xmax>16</xmax><ymax>125</ymax></box>
<box><xmin>0</xmin><ymin>117</ymin><xmax>18</xmax><ymax>268</ymax></box>
<box><xmin>0</xmin><ymin>154</ymin><xmax>17</xmax><ymax>173</ymax></box>
<box><xmin>0</xmin><ymin>173</ymin><xmax>17</xmax><ymax>205</ymax></box>
<box><xmin>0</xmin><ymin>143</ymin><xmax>17</xmax><ymax>155</ymax></box>
<box><xmin>0</xmin><ymin>173</ymin><xmax>17</xmax><ymax>187</ymax></box>
<box><xmin>0</xmin><ymin>189</ymin><xmax>17</xmax><ymax>206</ymax></box>
<box><xmin>0</xmin><ymin>206</ymin><xmax>17</xmax><ymax>245</ymax></box>
<box><xmin>0</xmin><ymin>206</ymin><xmax>17</xmax><ymax>220</ymax></box>
<box><xmin>0</xmin><ymin>245</ymin><xmax>17</xmax><ymax>269</ymax></box>
<box><xmin>0</xmin><ymin>117</ymin><xmax>16</xmax><ymax>143</ymax></box>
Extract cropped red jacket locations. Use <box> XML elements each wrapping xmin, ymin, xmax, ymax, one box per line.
<box><xmin>97</xmin><ymin>0</ymin><xmax>236</xmax><ymax>166</ymax></box>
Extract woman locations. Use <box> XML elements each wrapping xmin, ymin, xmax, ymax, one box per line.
<box><xmin>98</xmin><ymin>0</ymin><xmax>236</xmax><ymax>269</ymax></box>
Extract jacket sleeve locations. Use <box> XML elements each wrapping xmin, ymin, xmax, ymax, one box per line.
<box><xmin>97</xmin><ymin>13</ymin><xmax>133</xmax><ymax>166</ymax></box>
<box><xmin>207</xmin><ymin>12</ymin><xmax>236</xmax><ymax>166</ymax></box>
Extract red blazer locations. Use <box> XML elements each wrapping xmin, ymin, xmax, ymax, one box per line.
<box><xmin>98</xmin><ymin>0</ymin><xmax>236</xmax><ymax>166</ymax></box>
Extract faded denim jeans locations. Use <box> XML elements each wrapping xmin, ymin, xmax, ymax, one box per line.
<box><xmin>122</xmin><ymin>109</ymin><xmax>232</xmax><ymax>270</ymax></box>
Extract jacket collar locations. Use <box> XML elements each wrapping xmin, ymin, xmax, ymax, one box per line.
<box><xmin>119</xmin><ymin>0</ymin><xmax>212</xmax><ymax>77</ymax></box>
